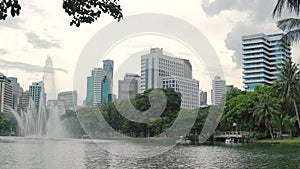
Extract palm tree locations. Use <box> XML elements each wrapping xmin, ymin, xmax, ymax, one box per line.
<box><xmin>276</xmin><ymin>60</ymin><xmax>300</xmax><ymax>130</ymax></box>
<box><xmin>273</xmin><ymin>0</ymin><xmax>300</xmax><ymax>43</ymax></box>
<box><xmin>253</xmin><ymin>93</ymin><xmax>281</xmax><ymax>139</ymax></box>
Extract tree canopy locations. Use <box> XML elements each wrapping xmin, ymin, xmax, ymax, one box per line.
<box><xmin>0</xmin><ymin>0</ymin><xmax>123</xmax><ymax>27</ymax></box>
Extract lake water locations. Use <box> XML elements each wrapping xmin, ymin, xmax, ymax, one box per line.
<box><xmin>0</xmin><ymin>136</ymin><xmax>299</xmax><ymax>169</ymax></box>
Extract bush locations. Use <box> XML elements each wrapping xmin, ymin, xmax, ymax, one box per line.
<box><xmin>254</xmin><ymin>132</ymin><xmax>268</xmax><ymax>140</ymax></box>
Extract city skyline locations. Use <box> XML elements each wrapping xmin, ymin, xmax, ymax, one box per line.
<box><xmin>1</xmin><ymin>0</ymin><xmax>300</xmax><ymax>105</ymax></box>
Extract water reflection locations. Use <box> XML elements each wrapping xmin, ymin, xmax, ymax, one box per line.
<box><xmin>0</xmin><ymin>137</ymin><xmax>299</xmax><ymax>169</ymax></box>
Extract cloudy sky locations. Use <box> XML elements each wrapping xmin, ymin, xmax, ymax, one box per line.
<box><xmin>1</xmin><ymin>0</ymin><xmax>299</xmax><ymax>104</ymax></box>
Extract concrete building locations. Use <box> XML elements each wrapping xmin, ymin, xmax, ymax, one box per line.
<box><xmin>141</xmin><ymin>48</ymin><xmax>199</xmax><ymax>109</ymax></box>
<box><xmin>211</xmin><ymin>76</ymin><xmax>226</xmax><ymax>105</ymax></box>
<box><xmin>0</xmin><ymin>73</ymin><xmax>13</xmax><ymax>113</ymax></box>
<box><xmin>163</xmin><ymin>76</ymin><xmax>199</xmax><ymax>109</ymax></box>
<box><xmin>17</xmin><ymin>91</ymin><xmax>29</xmax><ymax>113</ymax></box>
<box><xmin>57</xmin><ymin>90</ymin><xmax>78</xmax><ymax>110</ymax></box>
<box><xmin>29</xmin><ymin>81</ymin><xmax>45</xmax><ymax>107</ymax></box>
<box><xmin>8</xmin><ymin>77</ymin><xmax>23</xmax><ymax>111</ymax></box>
<box><xmin>118</xmin><ymin>73</ymin><xmax>140</xmax><ymax>100</ymax></box>
<box><xmin>242</xmin><ymin>33</ymin><xmax>291</xmax><ymax>90</ymax></box>
<box><xmin>200</xmin><ymin>91</ymin><xmax>207</xmax><ymax>106</ymax></box>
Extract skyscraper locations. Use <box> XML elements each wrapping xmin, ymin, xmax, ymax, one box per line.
<box><xmin>103</xmin><ymin>60</ymin><xmax>114</xmax><ymax>95</ymax></box>
<box><xmin>29</xmin><ymin>81</ymin><xmax>45</xmax><ymax>107</ymax></box>
<box><xmin>0</xmin><ymin>73</ymin><xmax>13</xmax><ymax>113</ymax></box>
<box><xmin>141</xmin><ymin>48</ymin><xmax>199</xmax><ymax>109</ymax></box>
<box><xmin>242</xmin><ymin>33</ymin><xmax>291</xmax><ymax>90</ymax></box>
<box><xmin>211</xmin><ymin>76</ymin><xmax>226</xmax><ymax>105</ymax></box>
<box><xmin>86</xmin><ymin>66</ymin><xmax>112</xmax><ymax>106</ymax></box>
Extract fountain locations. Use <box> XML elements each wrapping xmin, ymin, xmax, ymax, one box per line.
<box><xmin>9</xmin><ymin>56</ymin><xmax>66</xmax><ymax>138</ymax></box>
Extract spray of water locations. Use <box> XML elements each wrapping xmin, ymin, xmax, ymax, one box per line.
<box><xmin>9</xmin><ymin>56</ymin><xmax>66</xmax><ymax>138</ymax></box>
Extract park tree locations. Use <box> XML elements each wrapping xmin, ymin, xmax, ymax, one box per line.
<box><xmin>275</xmin><ymin>60</ymin><xmax>300</xmax><ymax>130</ymax></box>
<box><xmin>0</xmin><ymin>0</ymin><xmax>123</xmax><ymax>27</ymax></box>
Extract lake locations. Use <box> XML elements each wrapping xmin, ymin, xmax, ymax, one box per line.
<box><xmin>0</xmin><ymin>136</ymin><xmax>299</xmax><ymax>168</ymax></box>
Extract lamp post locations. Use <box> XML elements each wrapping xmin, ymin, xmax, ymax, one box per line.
<box><xmin>233</xmin><ymin>122</ymin><xmax>237</xmax><ymax>134</ymax></box>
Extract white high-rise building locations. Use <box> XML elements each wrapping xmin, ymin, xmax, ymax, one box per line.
<box><xmin>242</xmin><ymin>33</ymin><xmax>291</xmax><ymax>90</ymax></box>
<box><xmin>141</xmin><ymin>48</ymin><xmax>199</xmax><ymax>109</ymax></box>
<box><xmin>29</xmin><ymin>81</ymin><xmax>45</xmax><ymax>107</ymax></box>
<box><xmin>211</xmin><ymin>76</ymin><xmax>226</xmax><ymax>105</ymax></box>
<box><xmin>0</xmin><ymin>73</ymin><xmax>13</xmax><ymax>113</ymax></box>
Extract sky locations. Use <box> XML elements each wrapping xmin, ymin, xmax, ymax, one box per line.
<box><xmin>1</xmin><ymin>0</ymin><xmax>299</xmax><ymax>105</ymax></box>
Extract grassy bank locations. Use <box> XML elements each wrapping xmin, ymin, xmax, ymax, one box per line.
<box><xmin>257</xmin><ymin>138</ymin><xmax>300</xmax><ymax>144</ymax></box>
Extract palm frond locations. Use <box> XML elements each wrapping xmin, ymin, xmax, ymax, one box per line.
<box><xmin>277</xmin><ymin>18</ymin><xmax>300</xmax><ymax>31</ymax></box>
<box><xmin>273</xmin><ymin>0</ymin><xmax>300</xmax><ymax>17</ymax></box>
<box><xmin>281</xmin><ymin>29</ymin><xmax>300</xmax><ymax>44</ymax></box>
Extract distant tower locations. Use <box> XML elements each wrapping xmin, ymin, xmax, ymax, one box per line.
<box><xmin>242</xmin><ymin>33</ymin><xmax>291</xmax><ymax>90</ymax></box>
<box><xmin>103</xmin><ymin>60</ymin><xmax>114</xmax><ymax>94</ymax></box>
<box><xmin>211</xmin><ymin>76</ymin><xmax>226</xmax><ymax>105</ymax></box>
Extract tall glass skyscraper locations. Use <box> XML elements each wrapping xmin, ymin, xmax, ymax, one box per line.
<box><xmin>86</xmin><ymin>62</ymin><xmax>113</xmax><ymax>106</ymax></box>
<box><xmin>242</xmin><ymin>33</ymin><xmax>291</xmax><ymax>90</ymax></box>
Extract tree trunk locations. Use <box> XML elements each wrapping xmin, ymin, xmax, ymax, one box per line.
<box><xmin>268</xmin><ymin>124</ymin><xmax>274</xmax><ymax>139</ymax></box>
<box><xmin>292</xmin><ymin>99</ymin><xmax>300</xmax><ymax>131</ymax></box>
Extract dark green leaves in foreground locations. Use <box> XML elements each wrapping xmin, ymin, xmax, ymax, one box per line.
<box><xmin>0</xmin><ymin>0</ymin><xmax>123</xmax><ymax>27</ymax></box>
<box><xmin>62</xmin><ymin>0</ymin><xmax>123</xmax><ymax>27</ymax></box>
<box><xmin>0</xmin><ymin>0</ymin><xmax>21</xmax><ymax>20</ymax></box>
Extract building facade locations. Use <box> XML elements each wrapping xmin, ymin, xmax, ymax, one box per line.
<box><xmin>8</xmin><ymin>77</ymin><xmax>23</xmax><ymax>111</ymax></box>
<box><xmin>141</xmin><ymin>48</ymin><xmax>199</xmax><ymax>109</ymax></box>
<box><xmin>200</xmin><ymin>91</ymin><xmax>207</xmax><ymax>106</ymax></box>
<box><xmin>0</xmin><ymin>73</ymin><xmax>13</xmax><ymax>113</ymax></box>
<box><xmin>242</xmin><ymin>33</ymin><xmax>291</xmax><ymax>90</ymax></box>
<box><xmin>103</xmin><ymin>60</ymin><xmax>114</xmax><ymax>95</ymax></box>
<box><xmin>17</xmin><ymin>91</ymin><xmax>29</xmax><ymax>113</ymax></box>
<box><xmin>118</xmin><ymin>73</ymin><xmax>140</xmax><ymax>100</ymax></box>
<box><xmin>211</xmin><ymin>76</ymin><xmax>226</xmax><ymax>105</ymax></box>
<box><xmin>29</xmin><ymin>81</ymin><xmax>45</xmax><ymax>107</ymax></box>
<box><xmin>86</xmin><ymin>66</ymin><xmax>112</xmax><ymax>106</ymax></box>
<box><xmin>57</xmin><ymin>90</ymin><xmax>78</xmax><ymax>110</ymax></box>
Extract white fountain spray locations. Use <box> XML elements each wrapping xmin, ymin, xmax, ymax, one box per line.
<box><xmin>9</xmin><ymin>56</ymin><xmax>66</xmax><ymax>138</ymax></box>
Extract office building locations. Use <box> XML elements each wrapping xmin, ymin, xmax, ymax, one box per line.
<box><xmin>118</xmin><ymin>73</ymin><xmax>140</xmax><ymax>100</ymax></box>
<box><xmin>103</xmin><ymin>60</ymin><xmax>114</xmax><ymax>95</ymax></box>
<box><xmin>8</xmin><ymin>77</ymin><xmax>23</xmax><ymax>110</ymax></box>
<box><xmin>211</xmin><ymin>76</ymin><xmax>226</xmax><ymax>105</ymax></box>
<box><xmin>141</xmin><ymin>48</ymin><xmax>199</xmax><ymax>109</ymax></box>
<box><xmin>29</xmin><ymin>81</ymin><xmax>46</xmax><ymax>107</ymax></box>
<box><xmin>200</xmin><ymin>91</ymin><xmax>207</xmax><ymax>106</ymax></box>
<box><xmin>57</xmin><ymin>90</ymin><xmax>78</xmax><ymax>110</ymax></box>
<box><xmin>17</xmin><ymin>91</ymin><xmax>29</xmax><ymax>113</ymax></box>
<box><xmin>0</xmin><ymin>73</ymin><xmax>13</xmax><ymax>113</ymax></box>
<box><xmin>86</xmin><ymin>67</ymin><xmax>112</xmax><ymax>106</ymax></box>
<box><xmin>242</xmin><ymin>33</ymin><xmax>291</xmax><ymax>90</ymax></box>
